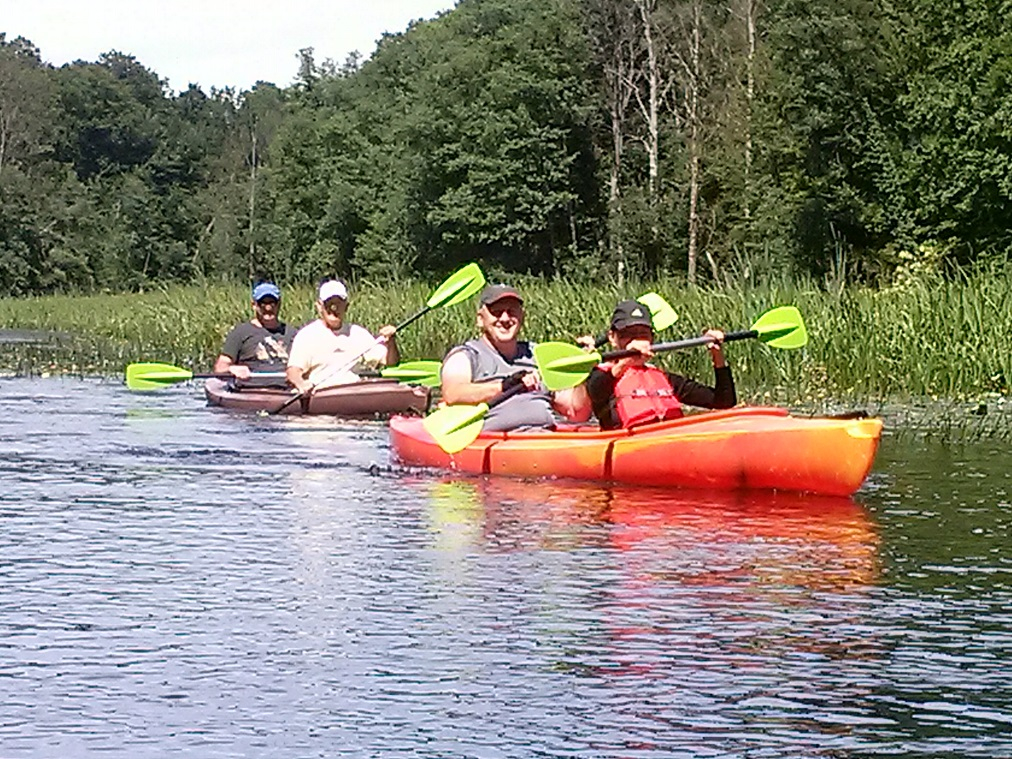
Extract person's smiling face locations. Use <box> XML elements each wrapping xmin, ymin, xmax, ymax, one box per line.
<box><xmin>478</xmin><ymin>297</ymin><xmax>524</xmax><ymax>345</ymax></box>
<box><xmin>254</xmin><ymin>296</ymin><xmax>280</xmax><ymax>327</ymax></box>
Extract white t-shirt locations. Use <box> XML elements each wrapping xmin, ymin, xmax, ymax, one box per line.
<box><xmin>287</xmin><ymin>319</ymin><xmax>386</xmax><ymax>388</ymax></box>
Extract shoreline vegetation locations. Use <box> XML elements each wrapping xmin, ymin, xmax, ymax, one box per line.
<box><xmin>2</xmin><ymin>267</ymin><xmax>1010</xmax><ymax>430</ymax></box>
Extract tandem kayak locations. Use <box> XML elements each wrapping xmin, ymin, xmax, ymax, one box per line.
<box><xmin>390</xmin><ymin>406</ymin><xmax>883</xmax><ymax>496</ymax></box>
<box><xmin>205</xmin><ymin>377</ymin><xmax>430</xmax><ymax>417</ymax></box>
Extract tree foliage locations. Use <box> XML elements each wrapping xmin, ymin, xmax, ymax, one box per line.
<box><xmin>2</xmin><ymin>0</ymin><xmax>1011</xmax><ymax>296</ymax></box>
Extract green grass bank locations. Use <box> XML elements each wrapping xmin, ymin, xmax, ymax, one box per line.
<box><xmin>2</xmin><ymin>271</ymin><xmax>1010</xmax><ymax>410</ymax></box>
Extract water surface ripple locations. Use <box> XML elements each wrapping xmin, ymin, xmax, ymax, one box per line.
<box><xmin>1</xmin><ymin>377</ymin><xmax>1009</xmax><ymax>757</ymax></box>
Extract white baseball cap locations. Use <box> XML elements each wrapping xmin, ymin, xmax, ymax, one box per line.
<box><xmin>318</xmin><ymin>279</ymin><xmax>349</xmax><ymax>302</ymax></box>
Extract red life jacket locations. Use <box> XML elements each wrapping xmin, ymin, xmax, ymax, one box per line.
<box><xmin>600</xmin><ymin>363</ymin><xmax>682</xmax><ymax>427</ymax></box>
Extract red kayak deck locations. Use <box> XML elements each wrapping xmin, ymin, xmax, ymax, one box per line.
<box><xmin>205</xmin><ymin>377</ymin><xmax>430</xmax><ymax>417</ymax></box>
<box><xmin>390</xmin><ymin>406</ymin><xmax>882</xmax><ymax>496</ymax></box>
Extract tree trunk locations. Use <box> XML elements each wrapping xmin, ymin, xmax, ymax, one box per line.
<box><xmin>248</xmin><ymin>128</ymin><xmax>257</xmax><ymax>280</ymax></box>
<box><xmin>635</xmin><ymin>0</ymin><xmax>662</xmax><ymax>274</ymax></box>
<box><xmin>686</xmin><ymin>0</ymin><xmax>702</xmax><ymax>285</ymax></box>
<box><xmin>610</xmin><ymin>79</ymin><xmax>626</xmax><ymax>274</ymax></box>
<box><xmin>744</xmin><ymin>0</ymin><xmax>757</xmax><ymax>222</ymax></box>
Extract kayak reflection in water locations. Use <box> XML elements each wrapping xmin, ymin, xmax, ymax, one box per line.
<box><xmin>439</xmin><ymin>284</ymin><xmax>591</xmax><ymax>431</ymax></box>
<box><xmin>424</xmin><ymin>477</ymin><xmax>879</xmax><ymax>590</ymax></box>
<box><xmin>423</xmin><ymin>477</ymin><xmax>883</xmax><ymax>671</ymax></box>
<box><xmin>213</xmin><ymin>280</ymin><xmax>296</xmax><ymax>387</ymax></box>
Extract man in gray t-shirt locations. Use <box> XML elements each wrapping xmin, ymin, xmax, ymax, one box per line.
<box><xmin>214</xmin><ymin>281</ymin><xmax>296</xmax><ymax>384</ymax></box>
<box><xmin>440</xmin><ymin>284</ymin><xmax>590</xmax><ymax>431</ymax></box>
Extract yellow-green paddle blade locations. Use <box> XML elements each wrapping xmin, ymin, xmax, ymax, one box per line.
<box><xmin>425</xmin><ymin>262</ymin><xmax>486</xmax><ymax>309</ymax></box>
<box><xmin>423</xmin><ymin>402</ymin><xmax>491</xmax><ymax>453</ymax></box>
<box><xmin>533</xmin><ymin>342</ymin><xmax>603</xmax><ymax>392</ymax></box>
<box><xmin>125</xmin><ymin>362</ymin><xmax>194</xmax><ymax>390</ymax></box>
<box><xmin>637</xmin><ymin>292</ymin><xmax>678</xmax><ymax>332</ymax></box>
<box><xmin>751</xmin><ymin>306</ymin><xmax>808</xmax><ymax>349</ymax></box>
<box><xmin>380</xmin><ymin>360</ymin><xmax>442</xmax><ymax>387</ymax></box>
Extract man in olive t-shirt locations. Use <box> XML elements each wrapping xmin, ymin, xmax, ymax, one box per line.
<box><xmin>213</xmin><ymin>281</ymin><xmax>296</xmax><ymax>385</ymax></box>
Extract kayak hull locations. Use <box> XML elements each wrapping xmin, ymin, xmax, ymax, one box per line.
<box><xmin>205</xmin><ymin>377</ymin><xmax>430</xmax><ymax>417</ymax></box>
<box><xmin>390</xmin><ymin>407</ymin><xmax>882</xmax><ymax>496</ymax></box>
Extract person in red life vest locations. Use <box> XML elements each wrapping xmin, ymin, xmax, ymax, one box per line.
<box><xmin>586</xmin><ymin>299</ymin><xmax>737</xmax><ymax>430</ymax></box>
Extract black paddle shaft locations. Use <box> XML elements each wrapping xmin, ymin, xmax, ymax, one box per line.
<box><xmin>394</xmin><ymin>305</ymin><xmax>431</xmax><ymax>333</ymax></box>
<box><xmin>600</xmin><ymin>329</ymin><xmax>758</xmax><ymax>361</ymax></box>
<box><xmin>487</xmin><ymin>382</ymin><xmax>528</xmax><ymax>409</ymax></box>
<box><xmin>195</xmin><ymin>371</ymin><xmax>286</xmax><ymax>381</ymax></box>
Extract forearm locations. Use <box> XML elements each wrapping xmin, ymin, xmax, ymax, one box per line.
<box><xmin>440</xmin><ymin>379</ymin><xmax>506</xmax><ymax>405</ymax></box>
<box><xmin>385</xmin><ymin>337</ymin><xmax>400</xmax><ymax>367</ymax></box>
<box><xmin>286</xmin><ymin>366</ymin><xmax>312</xmax><ymax>393</ymax></box>
<box><xmin>669</xmin><ymin>366</ymin><xmax>736</xmax><ymax>409</ymax></box>
<box><xmin>712</xmin><ymin>366</ymin><xmax>736</xmax><ymax>407</ymax></box>
<box><xmin>554</xmin><ymin>385</ymin><xmax>592</xmax><ymax>422</ymax></box>
<box><xmin>213</xmin><ymin>355</ymin><xmax>233</xmax><ymax>373</ymax></box>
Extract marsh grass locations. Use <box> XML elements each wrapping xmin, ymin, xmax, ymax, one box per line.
<box><xmin>2</xmin><ymin>267</ymin><xmax>1011</xmax><ymax>420</ymax></box>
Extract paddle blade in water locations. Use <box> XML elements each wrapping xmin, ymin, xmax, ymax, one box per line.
<box><xmin>425</xmin><ymin>262</ymin><xmax>485</xmax><ymax>309</ymax></box>
<box><xmin>752</xmin><ymin>306</ymin><xmax>808</xmax><ymax>349</ymax></box>
<box><xmin>380</xmin><ymin>360</ymin><xmax>443</xmax><ymax>387</ymax></box>
<box><xmin>125</xmin><ymin>362</ymin><xmax>194</xmax><ymax>391</ymax></box>
<box><xmin>637</xmin><ymin>292</ymin><xmax>678</xmax><ymax>332</ymax></box>
<box><xmin>534</xmin><ymin>342</ymin><xmax>602</xmax><ymax>392</ymax></box>
<box><xmin>423</xmin><ymin>402</ymin><xmax>490</xmax><ymax>453</ymax></box>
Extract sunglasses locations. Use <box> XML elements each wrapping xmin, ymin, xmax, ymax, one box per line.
<box><xmin>486</xmin><ymin>303</ymin><xmax>523</xmax><ymax>318</ymax></box>
<box><xmin>256</xmin><ymin>297</ymin><xmax>279</xmax><ymax>306</ymax></box>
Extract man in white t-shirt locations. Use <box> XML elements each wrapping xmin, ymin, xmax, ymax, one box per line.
<box><xmin>285</xmin><ymin>279</ymin><xmax>399</xmax><ymax>393</ymax></box>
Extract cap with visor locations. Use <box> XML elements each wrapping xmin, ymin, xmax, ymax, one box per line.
<box><xmin>318</xmin><ymin>280</ymin><xmax>349</xmax><ymax>302</ymax></box>
<box><xmin>479</xmin><ymin>284</ymin><xmax>523</xmax><ymax>307</ymax></box>
<box><xmin>252</xmin><ymin>282</ymin><xmax>281</xmax><ymax>302</ymax></box>
<box><xmin>610</xmin><ymin>299</ymin><xmax>654</xmax><ymax>331</ymax></box>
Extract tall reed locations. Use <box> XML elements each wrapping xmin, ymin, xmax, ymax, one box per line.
<box><xmin>2</xmin><ymin>268</ymin><xmax>1010</xmax><ymax>406</ymax></box>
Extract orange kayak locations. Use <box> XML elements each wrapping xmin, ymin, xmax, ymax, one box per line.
<box><xmin>390</xmin><ymin>406</ymin><xmax>882</xmax><ymax>496</ymax></box>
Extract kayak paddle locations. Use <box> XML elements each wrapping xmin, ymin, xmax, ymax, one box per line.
<box><xmin>359</xmin><ymin>359</ymin><xmax>443</xmax><ymax>387</ymax></box>
<box><xmin>274</xmin><ymin>262</ymin><xmax>485</xmax><ymax>414</ymax></box>
<box><xmin>126</xmin><ymin>359</ymin><xmax>443</xmax><ymax>391</ymax></box>
<box><xmin>125</xmin><ymin>362</ymin><xmax>287</xmax><ymax>391</ymax></box>
<box><xmin>593</xmin><ymin>292</ymin><xmax>678</xmax><ymax>348</ymax></box>
<box><xmin>422</xmin><ymin>384</ymin><xmax>527</xmax><ymax>454</ymax></box>
<box><xmin>534</xmin><ymin>305</ymin><xmax>808</xmax><ymax>391</ymax></box>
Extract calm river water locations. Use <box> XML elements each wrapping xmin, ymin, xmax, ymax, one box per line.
<box><xmin>1</xmin><ymin>377</ymin><xmax>1010</xmax><ymax>758</ymax></box>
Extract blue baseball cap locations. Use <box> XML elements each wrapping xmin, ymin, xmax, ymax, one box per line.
<box><xmin>252</xmin><ymin>282</ymin><xmax>281</xmax><ymax>302</ymax></box>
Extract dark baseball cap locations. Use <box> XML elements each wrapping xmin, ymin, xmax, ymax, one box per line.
<box><xmin>479</xmin><ymin>284</ymin><xmax>524</xmax><ymax>307</ymax></box>
<box><xmin>610</xmin><ymin>299</ymin><xmax>654</xmax><ymax>331</ymax></box>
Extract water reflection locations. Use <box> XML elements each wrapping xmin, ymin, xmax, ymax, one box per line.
<box><xmin>418</xmin><ymin>479</ymin><xmax>890</xmax><ymax>747</ymax></box>
<box><xmin>5</xmin><ymin>377</ymin><xmax>1011</xmax><ymax>757</ymax></box>
<box><xmin>425</xmin><ymin>478</ymin><xmax>880</xmax><ymax>590</ymax></box>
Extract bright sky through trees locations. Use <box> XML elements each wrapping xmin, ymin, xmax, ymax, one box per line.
<box><xmin>2</xmin><ymin>0</ymin><xmax>458</xmax><ymax>92</ymax></box>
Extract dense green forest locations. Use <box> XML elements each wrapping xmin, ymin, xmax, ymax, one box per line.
<box><xmin>1</xmin><ymin>0</ymin><xmax>1010</xmax><ymax>297</ymax></box>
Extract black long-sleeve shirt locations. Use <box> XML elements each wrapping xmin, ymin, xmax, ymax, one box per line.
<box><xmin>587</xmin><ymin>365</ymin><xmax>737</xmax><ymax>430</ymax></box>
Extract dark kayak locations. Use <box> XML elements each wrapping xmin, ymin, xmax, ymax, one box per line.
<box><xmin>205</xmin><ymin>377</ymin><xmax>430</xmax><ymax>417</ymax></box>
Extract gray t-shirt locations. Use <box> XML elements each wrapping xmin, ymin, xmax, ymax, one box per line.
<box><xmin>446</xmin><ymin>338</ymin><xmax>555</xmax><ymax>432</ymax></box>
<box><xmin>220</xmin><ymin>321</ymin><xmax>296</xmax><ymax>372</ymax></box>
